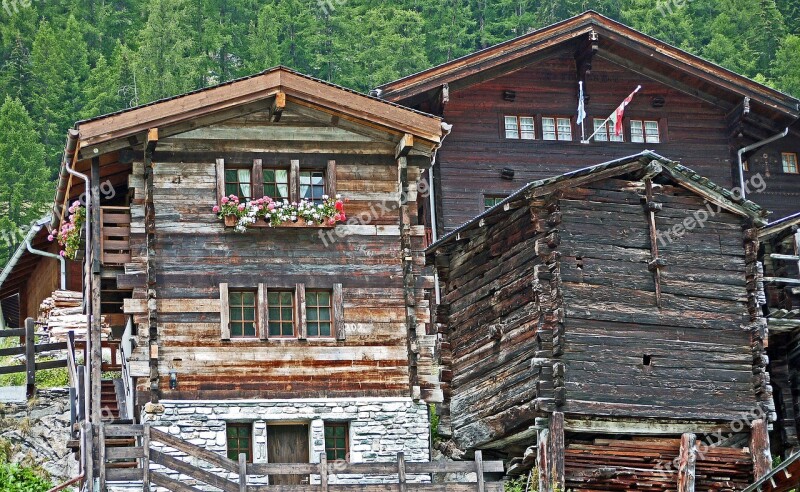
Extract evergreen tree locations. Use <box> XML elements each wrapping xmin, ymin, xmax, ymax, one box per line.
<box><xmin>771</xmin><ymin>35</ymin><xmax>800</xmax><ymax>97</ymax></box>
<box><xmin>0</xmin><ymin>97</ymin><xmax>51</xmax><ymax>265</ymax></box>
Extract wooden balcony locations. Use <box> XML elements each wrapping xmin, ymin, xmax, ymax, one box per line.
<box><xmin>100</xmin><ymin>207</ymin><xmax>131</xmax><ymax>266</ymax></box>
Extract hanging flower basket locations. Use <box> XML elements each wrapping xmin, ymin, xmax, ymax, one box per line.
<box><xmin>214</xmin><ymin>195</ymin><xmax>346</xmax><ymax>232</ymax></box>
<box><xmin>49</xmin><ymin>201</ymin><xmax>86</xmax><ymax>260</ymax></box>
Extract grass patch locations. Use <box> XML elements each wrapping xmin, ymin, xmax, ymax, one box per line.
<box><xmin>0</xmin><ymin>336</ymin><xmax>69</xmax><ymax>388</ymax></box>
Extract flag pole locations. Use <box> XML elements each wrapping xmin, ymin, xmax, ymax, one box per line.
<box><xmin>581</xmin><ymin>85</ymin><xmax>641</xmax><ymax>144</ymax></box>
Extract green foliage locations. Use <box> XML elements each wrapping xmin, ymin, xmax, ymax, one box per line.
<box><xmin>0</xmin><ymin>462</ymin><xmax>52</xmax><ymax>492</ymax></box>
<box><xmin>429</xmin><ymin>404</ymin><xmax>440</xmax><ymax>443</ymax></box>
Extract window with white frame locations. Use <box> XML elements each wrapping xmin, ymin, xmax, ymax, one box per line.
<box><xmin>504</xmin><ymin>116</ymin><xmax>535</xmax><ymax>140</ymax></box>
<box><xmin>631</xmin><ymin>120</ymin><xmax>660</xmax><ymax>143</ymax></box>
<box><xmin>783</xmin><ymin>153</ymin><xmax>799</xmax><ymax>174</ymax></box>
<box><xmin>593</xmin><ymin>119</ymin><xmax>624</xmax><ymax>142</ymax></box>
<box><xmin>542</xmin><ymin>117</ymin><xmax>572</xmax><ymax>141</ymax></box>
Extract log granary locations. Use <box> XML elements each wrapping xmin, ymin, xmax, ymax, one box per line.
<box><xmin>427</xmin><ymin>151</ymin><xmax>774</xmax><ymax>491</ymax></box>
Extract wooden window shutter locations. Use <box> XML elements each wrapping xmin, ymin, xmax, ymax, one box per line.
<box><xmin>252</xmin><ymin>159</ymin><xmax>264</xmax><ymax>199</ymax></box>
<box><xmin>216</xmin><ymin>158</ymin><xmax>225</xmax><ymax>204</ymax></box>
<box><xmin>290</xmin><ymin>159</ymin><xmax>300</xmax><ymax>203</ymax></box>
<box><xmin>258</xmin><ymin>284</ymin><xmax>268</xmax><ymax>341</ymax></box>
<box><xmin>333</xmin><ymin>283</ymin><xmax>345</xmax><ymax>340</ymax></box>
<box><xmin>296</xmin><ymin>283</ymin><xmax>307</xmax><ymax>340</ymax></box>
<box><xmin>220</xmin><ymin>283</ymin><xmax>230</xmax><ymax>340</ymax></box>
<box><xmin>326</xmin><ymin>160</ymin><xmax>337</xmax><ymax>198</ymax></box>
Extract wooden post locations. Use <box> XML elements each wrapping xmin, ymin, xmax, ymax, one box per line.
<box><xmin>549</xmin><ymin>412</ymin><xmax>565</xmax><ymax>492</ymax></box>
<box><xmin>677</xmin><ymin>433</ymin><xmax>696</xmax><ymax>492</ymax></box>
<box><xmin>238</xmin><ymin>453</ymin><xmax>247</xmax><ymax>492</ymax></box>
<box><xmin>83</xmin><ymin>420</ymin><xmax>93</xmax><ymax>488</ymax></box>
<box><xmin>25</xmin><ymin>318</ymin><xmax>35</xmax><ymax>398</ymax></box>
<box><xmin>538</xmin><ymin>428</ymin><xmax>551</xmax><ymax>492</ymax></box>
<box><xmin>320</xmin><ymin>452</ymin><xmax>329</xmax><ymax>492</ymax></box>
<box><xmin>751</xmin><ymin>417</ymin><xmax>772</xmax><ymax>480</ymax></box>
<box><xmin>91</xmin><ymin>157</ymin><xmax>104</xmax><ymax>487</ymax></box>
<box><xmin>475</xmin><ymin>450</ymin><xmax>485</xmax><ymax>492</ymax></box>
<box><xmin>290</xmin><ymin>159</ymin><xmax>300</xmax><ymax>203</ymax></box>
<box><xmin>644</xmin><ymin>178</ymin><xmax>664</xmax><ymax>308</ymax></box>
<box><xmin>76</xmin><ymin>365</ymin><xmax>85</xmax><ymax>422</ymax></box>
<box><xmin>142</xmin><ymin>424</ymin><xmax>150</xmax><ymax>492</ymax></box>
<box><xmin>397</xmin><ymin>452</ymin><xmax>407</xmax><ymax>492</ymax></box>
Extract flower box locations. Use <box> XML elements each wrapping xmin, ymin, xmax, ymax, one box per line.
<box><xmin>224</xmin><ymin>215</ymin><xmax>238</xmax><ymax>227</ymax></box>
<box><xmin>271</xmin><ymin>218</ymin><xmax>335</xmax><ymax>229</ymax></box>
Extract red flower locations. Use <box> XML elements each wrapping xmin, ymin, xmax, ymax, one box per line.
<box><xmin>335</xmin><ymin>200</ymin><xmax>344</xmax><ymax>212</ymax></box>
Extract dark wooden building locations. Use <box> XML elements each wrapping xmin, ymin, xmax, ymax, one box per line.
<box><xmin>378</xmin><ymin>11</ymin><xmax>800</xmax><ymax>235</ymax></box>
<box><xmin>427</xmin><ymin>152</ymin><xmax>773</xmax><ymax>490</ymax></box>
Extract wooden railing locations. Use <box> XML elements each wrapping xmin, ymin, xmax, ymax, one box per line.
<box><xmin>103</xmin><ymin>424</ymin><xmax>505</xmax><ymax>492</ymax></box>
<box><xmin>0</xmin><ymin>318</ymin><xmax>68</xmax><ymax>397</ymax></box>
<box><xmin>100</xmin><ymin>206</ymin><xmax>131</xmax><ymax>266</ymax></box>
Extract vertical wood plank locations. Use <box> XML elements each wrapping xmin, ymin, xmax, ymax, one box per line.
<box><xmin>333</xmin><ymin>284</ymin><xmax>345</xmax><ymax>340</ymax></box>
<box><xmin>326</xmin><ymin>160</ymin><xmax>337</xmax><ymax>198</ymax></box>
<box><xmin>320</xmin><ymin>452</ymin><xmax>329</xmax><ymax>492</ymax></box>
<box><xmin>474</xmin><ymin>450</ymin><xmax>485</xmax><ymax>492</ymax></box>
<box><xmin>296</xmin><ymin>284</ymin><xmax>307</xmax><ymax>340</ymax></box>
<box><xmin>549</xmin><ymin>412</ymin><xmax>564</xmax><ymax>491</ymax></box>
<box><xmin>25</xmin><ymin>318</ymin><xmax>35</xmax><ymax>397</ymax></box>
<box><xmin>216</xmin><ymin>158</ymin><xmax>225</xmax><ymax>204</ymax></box>
<box><xmin>220</xmin><ymin>283</ymin><xmax>230</xmax><ymax>340</ymax></box>
<box><xmin>143</xmin><ymin>424</ymin><xmax>150</xmax><ymax>492</ymax></box>
<box><xmin>258</xmin><ymin>284</ymin><xmax>268</xmax><ymax>341</ymax></box>
<box><xmin>677</xmin><ymin>433</ymin><xmax>697</xmax><ymax>492</ymax></box>
<box><xmin>91</xmin><ymin>157</ymin><xmax>104</xmax><ymax>481</ymax></box>
<box><xmin>239</xmin><ymin>453</ymin><xmax>247</xmax><ymax>492</ymax></box>
<box><xmin>98</xmin><ymin>423</ymin><xmax>106</xmax><ymax>492</ymax></box>
<box><xmin>290</xmin><ymin>159</ymin><xmax>300</xmax><ymax>203</ymax></box>
<box><xmin>537</xmin><ymin>428</ymin><xmax>551</xmax><ymax>492</ymax></box>
<box><xmin>397</xmin><ymin>452</ymin><xmax>407</xmax><ymax>492</ymax></box>
<box><xmin>751</xmin><ymin>418</ymin><xmax>772</xmax><ymax>480</ymax></box>
<box><xmin>252</xmin><ymin>159</ymin><xmax>264</xmax><ymax>200</ymax></box>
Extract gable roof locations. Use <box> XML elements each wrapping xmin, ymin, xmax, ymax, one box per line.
<box><xmin>427</xmin><ymin>151</ymin><xmax>768</xmax><ymax>252</ymax></box>
<box><xmin>378</xmin><ymin>11</ymin><xmax>799</xmax><ymax>122</ymax></box>
<box><xmin>0</xmin><ymin>216</ymin><xmax>53</xmax><ymax>301</ymax></box>
<box><xmin>76</xmin><ymin>66</ymin><xmax>443</xmax><ymax>156</ymax></box>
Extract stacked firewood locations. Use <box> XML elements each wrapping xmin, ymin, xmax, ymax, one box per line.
<box><xmin>38</xmin><ymin>290</ymin><xmax>110</xmax><ymax>341</ymax></box>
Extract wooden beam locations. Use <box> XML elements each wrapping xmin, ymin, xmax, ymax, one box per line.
<box><xmin>677</xmin><ymin>433</ymin><xmax>696</xmax><ymax>492</ymax></box>
<box><xmin>395</xmin><ymin>134</ymin><xmax>414</xmax><ymax>159</ymax></box>
<box><xmin>644</xmin><ymin>178</ymin><xmax>663</xmax><ymax>308</ymax></box>
<box><xmin>751</xmin><ymin>418</ymin><xmax>772</xmax><ymax>481</ymax></box>
<box><xmin>271</xmin><ymin>92</ymin><xmax>286</xmax><ymax>122</ymax></box>
<box><xmin>575</xmin><ymin>29</ymin><xmax>599</xmax><ymax>82</ymax></box>
<box><xmin>145</xmin><ymin>128</ymin><xmax>159</xmax><ymax>156</ymax></box>
<box><xmin>549</xmin><ymin>412</ymin><xmax>565</xmax><ymax>491</ymax></box>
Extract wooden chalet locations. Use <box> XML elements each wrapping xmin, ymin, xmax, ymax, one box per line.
<box><xmin>0</xmin><ymin>67</ymin><xmax>519</xmax><ymax>492</ymax></box>
<box><xmin>427</xmin><ymin>152</ymin><xmax>773</xmax><ymax>491</ymax></box>
<box><xmin>377</xmin><ymin>10</ymin><xmax>800</xmax><ymax>235</ymax></box>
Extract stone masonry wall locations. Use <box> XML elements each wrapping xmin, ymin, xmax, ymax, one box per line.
<box><xmin>136</xmin><ymin>397</ymin><xmax>431</xmax><ymax>489</ymax></box>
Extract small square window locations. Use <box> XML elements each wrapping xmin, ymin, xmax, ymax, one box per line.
<box><xmin>324</xmin><ymin>422</ymin><xmax>349</xmax><ymax>461</ymax></box>
<box><xmin>229</xmin><ymin>291</ymin><xmax>257</xmax><ymax>338</ymax></box>
<box><xmin>263</xmin><ymin>168</ymin><xmax>290</xmax><ymax>199</ymax></box>
<box><xmin>783</xmin><ymin>153</ymin><xmax>799</xmax><ymax>174</ymax></box>
<box><xmin>300</xmin><ymin>171</ymin><xmax>326</xmax><ymax>203</ymax></box>
<box><xmin>306</xmin><ymin>290</ymin><xmax>332</xmax><ymax>338</ymax></box>
<box><xmin>225</xmin><ymin>168</ymin><xmax>252</xmax><ymax>200</ymax></box>
<box><xmin>484</xmin><ymin>195</ymin><xmax>507</xmax><ymax>211</ymax></box>
<box><xmin>268</xmin><ymin>291</ymin><xmax>295</xmax><ymax>337</ymax></box>
<box><xmin>227</xmin><ymin>423</ymin><xmax>252</xmax><ymax>462</ymax></box>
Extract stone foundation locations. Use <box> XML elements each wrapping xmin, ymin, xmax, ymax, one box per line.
<box><xmin>138</xmin><ymin>397</ymin><xmax>431</xmax><ymax>489</ymax></box>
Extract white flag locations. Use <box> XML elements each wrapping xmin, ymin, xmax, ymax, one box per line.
<box><xmin>577</xmin><ymin>81</ymin><xmax>586</xmax><ymax>125</ymax></box>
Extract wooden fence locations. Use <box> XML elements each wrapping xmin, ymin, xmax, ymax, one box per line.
<box><xmin>0</xmin><ymin>318</ymin><xmax>68</xmax><ymax>397</ymax></box>
<box><xmin>104</xmin><ymin>424</ymin><xmax>505</xmax><ymax>492</ymax></box>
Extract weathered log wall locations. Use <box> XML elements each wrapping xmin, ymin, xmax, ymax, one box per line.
<box><xmin>122</xmin><ymin>110</ymin><xmax>437</xmax><ymax>402</ymax></box>
<box><xmin>559</xmin><ymin>177</ymin><xmax>761</xmax><ymax>420</ymax></box>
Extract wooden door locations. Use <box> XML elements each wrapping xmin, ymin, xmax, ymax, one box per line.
<box><xmin>267</xmin><ymin>424</ymin><xmax>310</xmax><ymax>485</ymax></box>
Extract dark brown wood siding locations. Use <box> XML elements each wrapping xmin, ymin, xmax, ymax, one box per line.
<box><xmin>435</xmin><ymin>51</ymin><xmax>800</xmax><ymax>231</ymax></box>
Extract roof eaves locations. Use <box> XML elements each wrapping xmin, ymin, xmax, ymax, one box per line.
<box><xmin>0</xmin><ymin>216</ymin><xmax>52</xmax><ymax>291</ymax></box>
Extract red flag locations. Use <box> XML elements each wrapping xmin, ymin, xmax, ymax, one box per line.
<box><xmin>608</xmin><ymin>86</ymin><xmax>641</xmax><ymax>136</ymax></box>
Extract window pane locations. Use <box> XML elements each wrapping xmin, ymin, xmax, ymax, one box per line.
<box><xmin>519</xmin><ymin>117</ymin><xmax>535</xmax><ymax>140</ymax></box>
<box><xmin>275</xmin><ymin>170</ymin><xmax>288</xmax><ymax>183</ymax></box>
<box><xmin>557</xmin><ymin>118</ymin><xmax>572</xmax><ymax>141</ymax></box>
<box><xmin>542</xmin><ymin>117</ymin><xmax>556</xmax><ymax>141</ymax></box>
<box><xmin>319</xmin><ymin>308</ymin><xmax>331</xmax><ymax>321</ymax></box>
<box><xmin>282</xmin><ymin>308</ymin><xmax>293</xmax><ymax>320</ymax></box>
<box><xmin>593</xmin><ymin>119</ymin><xmax>608</xmax><ymax>142</ymax></box>
<box><xmin>308</xmin><ymin>309</ymin><xmax>318</xmax><ymax>321</ymax></box>
<box><xmin>609</xmin><ymin>121</ymin><xmax>624</xmax><ymax>142</ymax></box>
<box><xmin>280</xmin><ymin>292</ymin><xmax>292</xmax><ymax>304</ymax></box>
<box><xmin>644</xmin><ymin>121</ymin><xmax>660</xmax><ymax>143</ymax></box>
<box><xmin>263</xmin><ymin>169</ymin><xmax>274</xmax><ymax>182</ymax></box>
<box><xmin>319</xmin><ymin>323</ymin><xmax>331</xmax><ymax>337</ymax></box>
<box><xmin>784</xmin><ymin>153</ymin><xmax>799</xmax><ymax>173</ymax></box>
<box><xmin>269</xmin><ymin>323</ymin><xmax>281</xmax><ymax>336</ymax></box>
<box><xmin>504</xmin><ymin>116</ymin><xmax>519</xmax><ymax>139</ymax></box>
<box><xmin>631</xmin><ymin>120</ymin><xmax>644</xmax><ymax>143</ymax></box>
<box><xmin>317</xmin><ymin>292</ymin><xmax>330</xmax><ymax>304</ymax></box>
